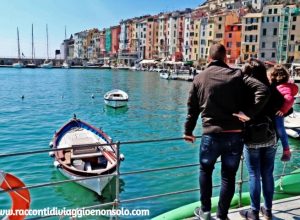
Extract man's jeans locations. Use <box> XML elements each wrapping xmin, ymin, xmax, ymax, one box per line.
<box><xmin>244</xmin><ymin>145</ymin><xmax>277</xmax><ymax>211</ymax></box>
<box><xmin>199</xmin><ymin>133</ymin><xmax>243</xmax><ymax>218</ymax></box>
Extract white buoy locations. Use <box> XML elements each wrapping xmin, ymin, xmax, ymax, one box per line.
<box><xmin>49</xmin><ymin>141</ymin><xmax>53</xmax><ymax>148</ymax></box>
<box><xmin>49</xmin><ymin>151</ymin><xmax>55</xmax><ymax>157</ymax></box>
<box><xmin>91</xmin><ymin>94</ymin><xmax>95</xmax><ymax>99</ymax></box>
<box><xmin>53</xmin><ymin>161</ymin><xmax>60</xmax><ymax>168</ymax></box>
<box><xmin>120</xmin><ymin>153</ymin><xmax>125</xmax><ymax>161</ymax></box>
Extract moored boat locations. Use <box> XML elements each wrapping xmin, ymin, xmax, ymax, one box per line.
<box><xmin>49</xmin><ymin>115</ymin><xmax>124</xmax><ymax>195</ymax></box>
<box><xmin>12</xmin><ymin>27</ymin><xmax>24</xmax><ymax>68</ymax></box>
<box><xmin>159</xmin><ymin>72</ymin><xmax>170</xmax><ymax>79</ymax></box>
<box><xmin>104</xmin><ymin>89</ymin><xmax>128</xmax><ymax>108</ymax></box>
<box><xmin>284</xmin><ymin>111</ymin><xmax>300</xmax><ymax>138</ymax></box>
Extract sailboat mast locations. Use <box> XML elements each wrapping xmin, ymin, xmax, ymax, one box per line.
<box><xmin>46</xmin><ymin>24</ymin><xmax>49</xmax><ymax>60</ymax></box>
<box><xmin>65</xmin><ymin>25</ymin><xmax>67</xmax><ymax>40</ymax></box>
<box><xmin>17</xmin><ymin>27</ymin><xmax>21</xmax><ymax>60</ymax></box>
<box><xmin>32</xmin><ymin>24</ymin><xmax>34</xmax><ymax>61</ymax></box>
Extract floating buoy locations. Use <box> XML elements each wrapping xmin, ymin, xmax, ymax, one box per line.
<box><xmin>120</xmin><ymin>153</ymin><xmax>125</xmax><ymax>161</ymax></box>
<box><xmin>53</xmin><ymin>161</ymin><xmax>60</xmax><ymax>168</ymax></box>
<box><xmin>49</xmin><ymin>151</ymin><xmax>55</xmax><ymax>157</ymax></box>
<box><xmin>0</xmin><ymin>170</ymin><xmax>31</xmax><ymax>220</ymax></box>
<box><xmin>49</xmin><ymin>141</ymin><xmax>53</xmax><ymax>148</ymax></box>
<box><xmin>21</xmin><ymin>95</ymin><xmax>24</xmax><ymax>100</ymax></box>
<box><xmin>91</xmin><ymin>94</ymin><xmax>95</xmax><ymax>99</ymax></box>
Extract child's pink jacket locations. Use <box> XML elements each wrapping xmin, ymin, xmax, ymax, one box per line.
<box><xmin>277</xmin><ymin>82</ymin><xmax>299</xmax><ymax>114</ymax></box>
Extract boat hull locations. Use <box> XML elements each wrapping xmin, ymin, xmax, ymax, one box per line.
<box><xmin>57</xmin><ymin>166</ymin><xmax>115</xmax><ymax>195</ymax></box>
<box><xmin>104</xmin><ymin>99</ymin><xmax>128</xmax><ymax>108</ymax></box>
<box><xmin>12</xmin><ymin>63</ymin><xmax>24</xmax><ymax>68</ymax></box>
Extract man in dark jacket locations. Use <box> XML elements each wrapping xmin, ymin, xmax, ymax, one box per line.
<box><xmin>183</xmin><ymin>44</ymin><xmax>269</xmax><ymax>220</ymax></box>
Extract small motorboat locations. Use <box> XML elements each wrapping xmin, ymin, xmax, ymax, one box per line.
<box><xmin>160</xmin><ymin>72</ymin><xmax>170</xmax><ymax>79</ymax></box>
<box><xmin>49</xmin><ymin>115</ymin><xmax>124</xmax><ymax>195</ymax></box>
<box><xmin>104</xmin><ymin>89</ymin><xmax>128</xmax><ymax>108</ymax></box>
<box><xmin>41</xmin><ymin>60</ymin><xmax>53</xmax><ymax>68</ymax></box>
<box><xmin>62</xmin><ymin>61</ymin><xmax>70</xmax><ymax>69</ymax></box>
<box><xmin>285</xmin><ymin>111</ymin><xmax>300</xmax><ymax>138</ymax></box>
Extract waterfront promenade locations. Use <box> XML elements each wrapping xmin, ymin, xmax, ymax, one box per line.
<box><xmin>187</xmin><ymin>196</ymin><xmax>300</xmax><ymax>219</ymax></box>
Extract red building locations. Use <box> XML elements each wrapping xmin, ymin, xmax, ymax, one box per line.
<box><xmin>224</xmin><ymin>12</ymin><xmax>242</xmax><ymax>64</ymax></box>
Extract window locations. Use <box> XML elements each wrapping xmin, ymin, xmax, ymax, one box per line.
<box><xmin>194</xmin><ymin>41</ymin><xmax>198</xmax><ymax>45</ymax></box>
<box><xmin>218</xmin><ymin>24</ymin><xmax>222</xmax><ymax>29</ymax></box>
<box><xmin>229</xmin><ymin>33</ymin><xmax>232</xmax><ymax>38</ymax></box>
<box><xmin>268</xmin><ymin>9</ymin><xmax>272</xmax><ymax>14</ymax></box>
<box><xmin>227</xmin><ymin>42</ymin><xmax>232</xmax><ymax>47</ymax></box>
<box><xmin>174</xmin><ymin>31</ymin><xmax>176</xmax><ymax>37</ymax></box>
<box><xmin>272</xmin><ymin>42</ymin><xmax>276</xmax><ymax>48</ymax></box>
<box><xmin>261</xmin><ymin>53</ymin><xmax>265</xmax><ymax>58</ymax></box>
<box><xmin>292</xmin><ymin>25</ymin><xmax>296</xmax><ymax>30</ymax></box>
<box><xmin>195</xmin><ymin>33</ymin><xmax>198</xmax><ymax>37</ymax></box>
<box><xmin>246</xmin><ymin>45</ymin><xmax>249</xmax><ymax>52</ymax></box>
<box><xmin>298</xmin><ymin>45</ymin><xmax>300</xmax><ymax>51</ymax></box>
<box><xmin>252</xmin><ymin>45</ymin><xmax>255</xmax><ymax>52</ymax></box>
<box><xmin>236</xmin><ymin>42</ymin><xmax>241</xmax><ymax>47</ymax></box>
<box><xmin>219</xmin><ymin>17</ymin><xmax>222</xmax><ymax>21</ymax></box>
<box><xmin>195</xmin><ymin>25</ymin><xmax>198</xmax><ymax>29</ymax></box>
<box><xmin>272</xmin><ymin>52</ymin><xmax>275</xmax><ymax>58</ymax></box>
<box><xmin>262</xmin><ymin>42</ymin><xmax>265</xmax><ymax>48</ymax></box>
<box><xmin>216</xmin><ymin>33</ymin><xmax>223</xmax><ymax>38</ymax></box>
<box><xmin>273</xmin><ymin>28</ymin><xmax>277</xmax><ymax>36</ymax></box>
<box><xmin>291</xmin><ymin>35</ymin><xmax>295</xmax><ymax>41</ymax></box>
<box><xmin>274</xmin><ymin>8</ymin><xmax>278</xmax><ymax>14</ymax></box>
<box><xmin>267</xmin><ymin>17</ymin><xmax>269</xmax><ymax>22</ymax></box>
<box><xmin>263</xmin><ymin>29</ymin><xmax>267</xmax><ymax>36</ymax></box>
<box><xmin>293</xmin><ymin>16</ymin><xmax>297</xmax><ymax>22</ymax></box>
<box><xmin>209</xmin><ymin>31</ymin><xmax>212</xmax><ymax>36</ymax></box>
<box><xmin>194</xmin><ymin>48</ymin><xmax>197</xmax><ymax>53</ymax></box>
<box><xmin>272</xmin><ymin>17</ymin><xmax>275</xmax><ymax>22</ymax></box>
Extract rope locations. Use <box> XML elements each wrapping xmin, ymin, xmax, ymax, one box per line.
<box><xmin>3</xmin><ymin>175</ymin><xmax>30</xmax><ymax>204</ymax></box>
<box><xmin>279</xmin><ymin>161</ymin><xmax>288</xmax><ymax>191</ymax></box>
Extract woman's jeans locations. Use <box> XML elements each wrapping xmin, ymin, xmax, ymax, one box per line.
<box><xmin>275</xmin><ymin>115</ymin><xmax>289</xmax><ymax>150</ymax></box>
<box><xmin>199</xmin><ymin>133</ymin><xmax>243</xmax><ymax>218</ymax></box>
<box><xmin>244</xmin><ymin>145</ymin><xmax>277</xmax><ymax>211</ymax></box>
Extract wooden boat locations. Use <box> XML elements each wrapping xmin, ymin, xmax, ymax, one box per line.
<box><xmin>49</xmin><ymin>115</ymin><xmax>124</xmax><ymax>195</ymax></box>
<box><xmin>104</xmin><ymin>89</ymin><xmax>128</xmax><ymax>108</ymax></box>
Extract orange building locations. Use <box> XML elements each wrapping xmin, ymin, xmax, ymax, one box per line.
<box><xmin>224</xmin><ymin>12</ymin><xmax>242</xmax><ymax>64</ymax></box>
<box><xmin>111</xmin><ymin>25</ymin><xmax>121</xmax><ymax>57</ymax></box>
<box><xmin>146</xmin><ymin>16</ymin><xmax>159</xmax><ymax>59</ymax></box>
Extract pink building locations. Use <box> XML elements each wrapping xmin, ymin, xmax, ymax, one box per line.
<box><xmin>99</xmin><ymin>29</ymin><xmax>106</xmax><ymax>57</ymax></box>
<box><xmin>111</xmin><ymin>25</ymin><xmax>121</xmax><ymax>56</ymax></box>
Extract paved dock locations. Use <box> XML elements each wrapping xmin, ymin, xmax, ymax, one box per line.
<box><xmin>188</xmin><ymin>196</ymin><xmax>300</xmax><ymax>219</ymax></box>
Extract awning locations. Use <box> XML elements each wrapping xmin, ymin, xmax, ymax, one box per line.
<box><xmin>139</xmin><ymin>59</ymin><xmax>158</xmax><ymax>64</ymax></box>
<box><xmin>163</xmin><ymin>61</ymin><xmax>183</xmax><ymax>65</ymax></box>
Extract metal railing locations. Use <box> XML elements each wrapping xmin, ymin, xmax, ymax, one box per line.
<box><xmin>0</xmin><ymin>136</ymin><xmax>300</xmax><ymax>219</ymax></box>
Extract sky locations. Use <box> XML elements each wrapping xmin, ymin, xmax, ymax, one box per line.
<box><xmin>0</xmin><ymin>0</ymin><xmax>204</xmax><ymax>59</ymax></box>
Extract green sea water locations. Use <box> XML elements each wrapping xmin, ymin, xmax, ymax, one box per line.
<box><xmin>0</xmin><ymin>68</ymin><xmax>299</xmax><ymax>219</ymax></box>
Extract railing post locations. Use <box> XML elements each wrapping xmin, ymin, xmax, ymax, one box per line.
<box><xmin>238</xmin><ymin>155</ymin><xmax>244</xmax><ymax>208</ymax></box>
<box><xmin>114</xmin><ymin>141</ymin><xmax>121</xmax><ymax>220</ymax></box>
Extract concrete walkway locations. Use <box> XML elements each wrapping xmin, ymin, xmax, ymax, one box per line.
<box><xmin>226</xmin><ymin>196</ymin><xmax>300</xmax><ymax>220</ymax></box>
<box><xmin>189</xmin><ymin>196</ymin><xmax>300</xmax><ymax>220</ymax></box>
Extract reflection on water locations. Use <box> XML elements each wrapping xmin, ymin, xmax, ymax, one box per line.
<box><xmin>103</xmin><ymin>106</ymin><xmax>129</xmax><ymax>117</ymax></box>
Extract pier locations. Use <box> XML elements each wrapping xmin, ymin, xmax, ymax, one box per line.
<box><xmin>226</xmin><ymin>196</ymin><xmax>300</xmax><ymax>220</ymax></box>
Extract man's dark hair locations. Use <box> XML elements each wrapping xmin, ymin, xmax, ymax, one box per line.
<box><xmin>209</xmin><ymin>43</ymin><xmax>226</xmax><ymax>61</ymax></box>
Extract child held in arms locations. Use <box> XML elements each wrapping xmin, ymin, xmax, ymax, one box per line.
<box><xmin>268</xmin><ymin>64</ymin><xmax>299</xmax><ymax>161</ymax></box>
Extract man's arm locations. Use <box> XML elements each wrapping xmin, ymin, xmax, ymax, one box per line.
<box><xmin>242</xmin><ymin>76</ymin><xmax>270</xmax><ymax>119</ymax></box>
<box><xmin>184</xmin><ymin>82</ymin><xmax>201</xmax><ymax>142</ymax></box>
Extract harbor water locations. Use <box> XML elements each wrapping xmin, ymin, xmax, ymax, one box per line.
<box><xmin>0</xmin><ymin>68</ymin><xmax>299</xmax><ymax>219</ymax></box>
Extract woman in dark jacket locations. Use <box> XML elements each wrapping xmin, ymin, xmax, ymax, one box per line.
<box><xmin>239</xmin><ymin>59</ymin><xmax>284</xmax><ymax>220</ymax></box>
